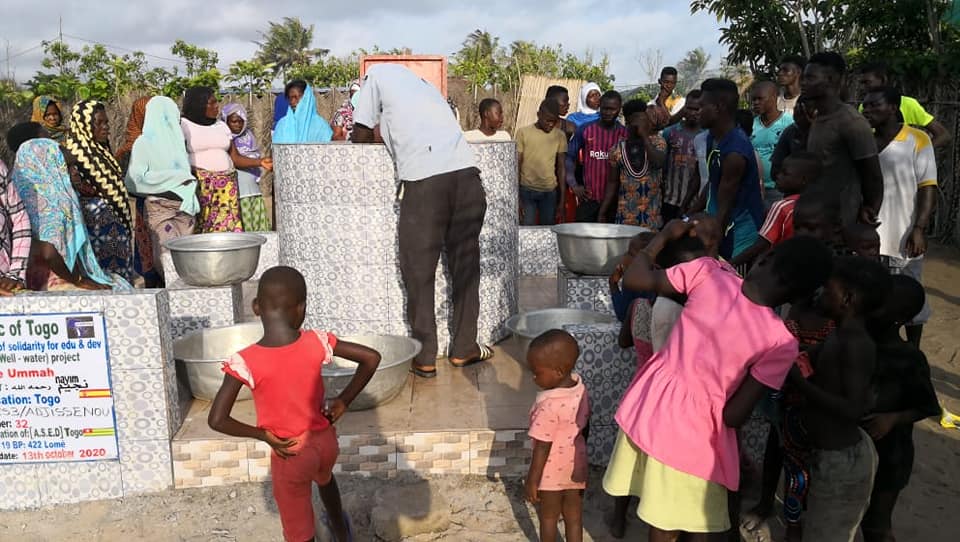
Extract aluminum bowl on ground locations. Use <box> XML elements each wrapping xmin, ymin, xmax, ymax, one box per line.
<box><xmin>163</xmin><ymin>232</ymin><xmax>266</xmax><ymax>287</ymax></box>
<box><xmin>505</xmin><ymin>308</ymin><xmax>617</xmax><ymax>360</ymax></box>
<box><xmin>552</xmin><ymin>223</ymin><xmax>650</xmax><ymax>275</ymax></box>
<box><xmin>173</xmin><ymin>322</ymin><xmax>421</xmax><ymax>410</ymax></box>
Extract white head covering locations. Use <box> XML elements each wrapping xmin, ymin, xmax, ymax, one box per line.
<box><xmin>578</xmin><ymin>82</ymin><xmax>602</xmax><ymax>114</ymax></box>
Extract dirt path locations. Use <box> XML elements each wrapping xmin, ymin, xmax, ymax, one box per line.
<box><xmin>2</xmin><ymin>244</ymin><xmax>959</xmax><ymax>541</ymax></box>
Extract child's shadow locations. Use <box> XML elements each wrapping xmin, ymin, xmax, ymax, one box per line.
<box><xmin>257</xmin><ymin>469</ymin><xmax>436</xmax><ymax>541</ymax></box>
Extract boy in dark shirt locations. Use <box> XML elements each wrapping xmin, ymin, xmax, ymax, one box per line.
<box><xmin>789</xmin><ymin>256</ymin><xmax>891</xmax><ymax>542</ymax></box>
<box><xmin>859</xmin><ymin>275</ymin><xmax>941</xmax><ymax>542</ymax></box>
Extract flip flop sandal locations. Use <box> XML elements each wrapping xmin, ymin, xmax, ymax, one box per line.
<box><xmin>410</xmin><ymin>363</ymin><xmax>437</xmax><ymax>379</ymax></box>
<box><xmin>739</xmin><ymin>515</ymin><xmax>773</xmax><ymax>542</ymax></box>
<box><xmin>941</xmin><ymin>407</ymin><xmax>960</xmax><ymax>429</ymax></box>
<box><xmin>449</xmin><ymin>344</ymin><xmax>494</xmax><ymax>368</ymax></box>
<box><xmin>321</xmin><ymin>511</ymin><xmax>354</xmax><ymax>542</ymax></box>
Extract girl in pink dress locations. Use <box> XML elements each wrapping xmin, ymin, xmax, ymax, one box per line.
<box><xmin>603</xmin><ymin>220</ymin><xmax>833</xmax><ymax>540</ymax></box>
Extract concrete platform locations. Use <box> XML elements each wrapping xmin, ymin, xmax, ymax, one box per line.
<box><xmin>171</xmin><ymin>277</ymin><xmax>557</xmax><ymax>487</ymax></box>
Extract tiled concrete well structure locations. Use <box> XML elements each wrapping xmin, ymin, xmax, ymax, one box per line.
<box><xmin>0</xmin><ymin>290</ymin><xmax>178</xmax><ymax>509</ymax></box>
<box><xmin>272</xmin><ymin>142</ymin><xmax>519</xmax><ymax>355</ymax></box>
<box><xmin>558</xmin><ymin>265</ymin><xmax>616</xmax><ymax>316</ymax></box>
<box><xmin>518</xmin><ymin>226</ymin><xmax>560</xmax><ymax>277</ymax></box>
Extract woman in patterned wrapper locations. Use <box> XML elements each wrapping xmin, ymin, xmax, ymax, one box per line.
<box><xmin>62</xmin><ymin>100</ymin><xmax>136</xmax><ymax>282</ymax></box>
<box><xmin>11</xmin><ymin>139</ymin><xmax>130</xmax><ymax>291</ymax></box>
<box><xmin>181</xmin><ymin>86</ymin><xmax>273</xmax><ymax>233</ymax></box>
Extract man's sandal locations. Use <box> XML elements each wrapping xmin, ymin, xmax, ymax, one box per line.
<box><xmin>410</xmin><ymin>363</ymin><xmax>437</xmax><ymax>379</ymax></box>
<box><xmin>449</xmin><ymin>344</ymin><xmax>495</xmax><ymax>368</ymax></box>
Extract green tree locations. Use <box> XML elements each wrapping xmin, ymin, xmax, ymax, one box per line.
<box><xmin>0</xmin><ymin>79</ymin><xmax>32</xmax><ymax>107</ymax></box>
<box><xmin>559</xmin><ymin>50</ymin><xmax>614</xmax><ymax>89</ymax></box>
<box><xmin>76</xmin><ymin>45</ymin><xmax>148</xmax><ymax>100</ymax></box>
<box><xmin>690</xmin><ymin>0</ymin><xmax>959</xmax><ymax>78</ymax></box>
<box><xmin>288</xmin><ymin>53</ymin><xmax>360</xmax><ymax>88</ymax></box>
<box><xmin>676</xmin><ymin>47</ymin><xmax>711</xmax><ymax>94</ymax></box>
<box><xmin>690</xmin><ymin>0</ymin><xmax>804</xmax><ymax>75</ymax></box>
<box><xmin>451</xmin><ymin>31</ymin><xmax>615</xmax><ymax>95</ymax></box>
<box><xmin>451</xmin><ymin>29</ymin><xmax>502</xmax><ymax>98</ymax></box>
<box><xmin>254</xmin><ymin>17</ymin><xmax>329</xmax><ymax>80</ymax></box>
<box><xmin>163</xmin><ymin>41</ymin><xmax>222</xmax><ymax>97</ymax></box>
<box><xmin>29</xmin><ymin>40</ymin><xmax>83</xmax><ymax>100</ymax></box>
<box><xmin>225</xmin><ymin>59</ymin><xmax>275</xmax><ymax>105</ymax></box>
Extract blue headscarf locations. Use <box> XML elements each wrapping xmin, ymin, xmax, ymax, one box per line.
<box><xmin>272</xmin><ymin>93</ymin><xmax>289</xmax><ymax>130</ymax></box>
<box><xmin>273</xmin><ymin>84</ymin><xmax>333</xmax><ymax>144</ymax></box>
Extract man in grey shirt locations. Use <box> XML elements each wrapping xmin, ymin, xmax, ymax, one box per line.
<box><xmin>802</xmin><ymin>52</ymin><xmax>883</xmax><ymax>226</ymax></box>
<box><xmin>352</xmin><ymin>64</ymin><xmax>492</xmax><ymax>378</ymax></box>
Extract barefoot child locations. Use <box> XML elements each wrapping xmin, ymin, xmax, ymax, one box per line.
<box><xmin>208</xmin><ymin>266</ymin><xmax>381</xmax><ymax>542</ymax></box>
<box><xmin>525</xmin><ymin>330</ymin><xmax>590</xmax><ymax>542</ymax></box>
<box><xmin>788</xmin><ymin>256</ymin><xmax>890</xmax><ymax>542</ymax></box>
<box><xmin>860</xmin><ymin>275</ymin><xmax>941</xmax><ymax>542</ymax></box>
<box><xmin>604</xmin><ymin>219</ymin><xmax>833</xmax><ymax>541</ymax></box>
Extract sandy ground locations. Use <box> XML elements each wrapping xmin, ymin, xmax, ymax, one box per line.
<box><xmin>2</xmin><ymin>244</ymin><xmax>959</xmax><ymax>541</ymax></box>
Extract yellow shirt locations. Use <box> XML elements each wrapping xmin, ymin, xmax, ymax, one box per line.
<box><xmin>516</xmin><ymin>124</ymin><xmax>567</xmax><ymax>191</ymax></box>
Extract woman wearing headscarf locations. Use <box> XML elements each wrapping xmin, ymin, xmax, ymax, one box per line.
<box><xmin>63</xmin><ymin>100</ymin><xmax>135</xmax><ymax>283</ymax></box>
<box><xmin>220</xmin><ymin>102</ymin><xmax>270</xmax><ymax>231</ymax></box>
<box><xmin>30</xmin><ymin>96</ymin><xmax>66</xmax><ymax>143</ymax></box>
<box><xmin>566</xmin><ymin>82</ymin><xmax>602</xmax><ymax>127</ymax></box>
<box><xmin>0</xmin><ymin>158</ymin><xmax>31</xmax><ymax>294</ymax></box>
<box><xmin>127</xmin><ymin>96</ymin><xmax>199</xmax><ymax>278</ymax></box>
<box><xmin>115</xmin><ymin>96</ymin><xmax>159</xmax><ymax>286</ymax></box>
<box><xmin>273</xmin><ymin>80</ymin><xmax>334</xmax><ymax>144</ymax></box>
<box><xmin>331</xmin><ymin>81</ymin><xmax>361</xmax><ymax>141</ymax></box>
<box><xmin>272</xmin><ymin>93</ymin><xmax>289</xmax><ymax>131</ymax></box>
<box><xmin>11</xmin><ymin>139</ymin><xmax>128</xmax><ymax>291</ymax></box>
<box><xmin>181</xmin><ymin>86</ymin><xmax>272</xmax><ymax>233</ymax></box>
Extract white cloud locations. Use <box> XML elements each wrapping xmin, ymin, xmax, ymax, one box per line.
<box><xmin>1</xmin><ymin>0</ymin><xmax>727</xmax><ymax>85</ymax></box>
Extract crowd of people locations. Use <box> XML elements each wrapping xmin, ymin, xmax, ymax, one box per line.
<box><xmin>0</xmin><ymin>77</ymin><xmax>352</xmax><ymax>292</ymax></box>
<box><xmin>0</xmin><ymin>52</ymin><xmax>952</xmax><ymax>542</ymax></box>
<box><xmin>508</xmin><ymin>53</ymin><xmax>949</xmax><ymax>542</ymax></box>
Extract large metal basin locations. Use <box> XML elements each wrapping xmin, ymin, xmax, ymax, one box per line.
<box><xmin>163</xmin><ymin>232</ymin><xmax>266</xmax><ymax>287</ymax></box>
<box><xmin>552</xmin><ymin>223</ymin><xmax>649</xmax><ymax>275</ymax></box>
<box><xmin>505</xmin><ymin>308</ymin><xmax>617</xmax><ymax>360</ymax></box>
<box><xmin>324</xmin><ymin>334</ymin><xmax>421</xmax><ymax>411</ymax></box>
<box><xmin>173</xmin><ymin>322</ymin><xmax>420</xmax><ymax>411</ymax></box>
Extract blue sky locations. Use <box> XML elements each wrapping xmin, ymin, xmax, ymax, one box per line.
<box><xmin>2</xmin><ymin>0</ymin><xmax>728</xmax><ymax>87</ymax></box>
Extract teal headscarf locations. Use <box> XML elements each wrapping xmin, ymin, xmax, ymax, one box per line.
<box><xmin>11</xmin><ymin>139</ymin><xmax>125</xmax><ymax>289</ymax></box>
<box><xmin>125</xmin><ymin>96</ymin><xmax>200</xmax><ymax>216</ymax></box>
<box><xmin>273</xmin><ymin>84</ymin><xmax>334</xmax><ymax>144</ymax></box>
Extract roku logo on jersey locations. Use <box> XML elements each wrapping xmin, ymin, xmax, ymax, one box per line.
<box><xmin>588</xmin><ymin>150</ymin><xmax>609</xmax><ymax>160</ymax></box>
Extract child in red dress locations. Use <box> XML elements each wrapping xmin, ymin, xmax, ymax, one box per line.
<box><xmin>208</xmin><ymin>266</ymin><xmax>381</xmax><ymax>542</ymax></box>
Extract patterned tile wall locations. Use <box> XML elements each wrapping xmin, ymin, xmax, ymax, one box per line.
<box><xmin>171</xmin><ymin>428</ymin><xmax>532</xmax><ymax>488</ymax></box>
<box><xmin>166</xmin><ymin>281</ymin><xmax>243</xmax><ymax>340</ymax></box>
<box><xmin>558</xmin><ymin>266</ymin><xmax>615</xmax><ymax>316</ymax></box>
<box><xmin>469</xmin><ymin>430</ymin><xmax>531</xmax><ymax>477</ymax></box>
<box><xmin>161</xmin><ymin>231</ymin><xmax>280</xmax><ymax>284</ymax></box>
<box><xmin>564</xmin><ymin>322</ymin><xmax>636</xmax><ymax>466</ymax></box>
<box><xmin>0</xmin><ymin>291</ymin><xmax>177</xmax><ymax>509</ymax></box>
<box><xmin>274</xmin><ymin>143</ymin><xmax>518</xmax><ymax>355</ymax></box>
<box><xmin>519</xmin><ymin>227</ymin><xmax>559</xmax><ymax>277</ymax></box>
<box><xmin>172</xmin><ymin>439</ymin><xmax>250</xmax><ymax>488</ymax></box>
